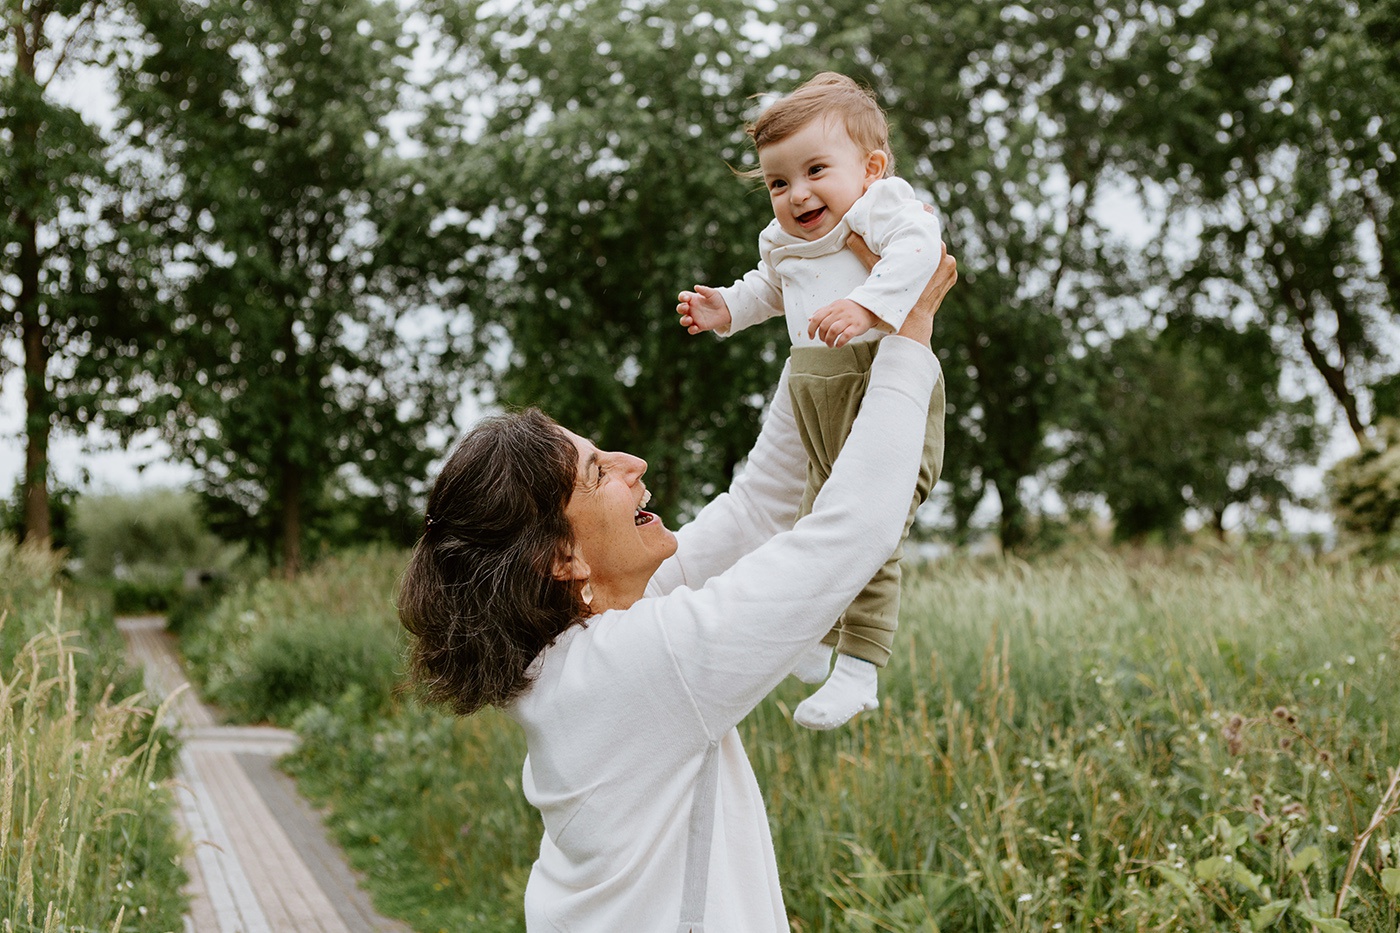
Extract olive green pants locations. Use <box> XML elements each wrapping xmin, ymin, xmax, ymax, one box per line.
<box><xmin>789</xmin><ymin>341</ymin><xmax>946</xmax><ymax>668</ymax></box>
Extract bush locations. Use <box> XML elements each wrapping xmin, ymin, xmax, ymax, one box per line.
<box><xmin>72</xmin><ymin>487</ymin><xmax>241</xmax><ymax>579</ymax></box>
<box><xmin>181</xmin><ymin>546</ymin><xmax>406</xmax><ymax>725</ymax></box>
<box><xmin>1330</xmin><ymin>418</ymin><xmax>1400</xmax><ymax>551</ymax></box>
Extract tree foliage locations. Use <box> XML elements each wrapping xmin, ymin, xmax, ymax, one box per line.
<box><xmin>422</xmin><ymin>0</ymin><xmax>786</xmax><ymax>520</ymax></box>
<box><xmin>0</xmin><ymin>0</ymin><xmax>133</xmax><ymax>544</ymax></box>
<box><xmin>1117</xmin><ymin>0</ymin><xmax>1399</xmax><ymax>443</ymax></box>
<box><xmin>104</xmin><ymin>0</ymin><xmax>456</xmax><ymax>572</ymax></box>
<box><xmin>1063</xmin><ymin>317</ymin><xmax>1319</xmax><ymax>540</ymax></box>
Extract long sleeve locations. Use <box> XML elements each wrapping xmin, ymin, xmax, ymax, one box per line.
<box><xmin>716</xmin><ymin>224</ymin><xmax>786</xmax><ymax>336</ymax></box>
<box><xmin>645</xmin><ymin>363</ymin><xmax>807</xmax><ymax>598</ymax></box>
<box><xmin>844</xmin><ymin>178</ymin><xmax>943</xmax><ymax>332</ymax></box>
<box><xmin>641</xmin><ymin>337</ymin><xmax>940</xmax><ymax>737</ymax></box>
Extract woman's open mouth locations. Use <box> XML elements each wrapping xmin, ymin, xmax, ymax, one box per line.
<box><xmin>797</xmin><ymin>207</ymin><xmax>827</xmax><ymax>229</ymax></box>
<box><xmin>633</xmin><ymin>509</ymin><xmax>657</xmax><ymax>527</ymax></box>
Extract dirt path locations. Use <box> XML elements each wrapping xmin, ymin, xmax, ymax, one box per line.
<box><xmin>118</xmin><ymin>616</ymin><xmax>411</xmax><ymax>933</ymax></box>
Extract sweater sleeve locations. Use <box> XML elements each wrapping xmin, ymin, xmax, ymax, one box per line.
<box><xmin>844</xmin><ymin>179</ymin><xmax>944</xmax><ymax>332</ymax></box>
<box><xmin>645</xmin><ymin>363</ymin><xmax>806</xmax><ymax>598</ymax></box>
<box><xmin>650</xmin><ymin>337</ymin><xmax>940</xmax><ymax>737</ymax></box>
<box><xmin>716</xmin><ymin>226</ymin><xmax>785</xmax><ymax>336</ymax></box>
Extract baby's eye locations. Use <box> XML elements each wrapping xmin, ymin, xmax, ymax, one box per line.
<box><xmin>808</xmin><ymin>164</ymin><xmax>826</xmax><ymax>175</ymax></box>
<box><xmin>769</xmin><ymin>179</ymin><xmax>786</xmax><ymax>192</ymax></box>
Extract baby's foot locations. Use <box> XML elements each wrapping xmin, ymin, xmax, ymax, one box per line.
<box><xmin>794</xmin><ymin>654</ymin><xmax>879</xmax><ymax>730</ymax></box>
<box><xmin>791</xmin><ymin>642</ymin><xmax>833</xmax><ymax>684</ymax></box>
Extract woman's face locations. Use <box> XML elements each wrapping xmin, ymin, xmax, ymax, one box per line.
<box><xmin>559</xmin><ymin>428</ymin><xmax>677</xmax><ymax>592</ymax></box>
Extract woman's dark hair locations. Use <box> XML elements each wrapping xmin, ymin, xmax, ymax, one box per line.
<box><xmin>399</xmin><ymin>408</ymin><xmax>588</xmax><ymax>715</ymax></box>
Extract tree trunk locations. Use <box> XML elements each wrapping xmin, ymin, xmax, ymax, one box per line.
<box><xmin>992</xmin><ymin>476</ymin><xmax>1027</xmax><ymax>553</ymax></box>
<box><xmin>15</xmin><ymin>13</ymin><xmax>51</xmax><ymax>546</ymax></box>
<box><xmin>281</xmin><ymin>464</ymin><xmax>303</xmax><ymax>578</ymax></box>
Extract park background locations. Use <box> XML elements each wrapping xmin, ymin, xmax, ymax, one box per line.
<box><xmin>2</xmin><ymin>0</ymin><xmax>1399</xmax><ymax>930</ymax></box>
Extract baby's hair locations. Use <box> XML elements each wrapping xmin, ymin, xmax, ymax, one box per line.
<box><xmin>739</xmin><ymin>72</ymin><xmax>894</xmax><ymax>180</ymax></box>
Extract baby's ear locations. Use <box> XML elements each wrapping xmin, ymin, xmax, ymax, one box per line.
<box><xmin>864</xmin><ymin>149</ymin><xmax>889</xmax><ymax>183</ymax></box>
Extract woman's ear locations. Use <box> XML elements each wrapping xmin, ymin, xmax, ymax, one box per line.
<box><xmin>552</xmin><ymin>546</ymin><xmax>590</xmax><ymax>582</ymax></box>
<box><xmin>864</xmin><ymin>149</ymin><xmax>889</xmax><ymax>184</ymax></box>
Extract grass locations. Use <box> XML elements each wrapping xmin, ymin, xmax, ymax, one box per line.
<box><xmin>0</xmin><ymin>538</ymin><xmax>187</xmax><ymax>933</ymax></box>
<box><xmin>186</xmin><ymin>545</ymin><xmax>1400</xmax><ymax>932</ymax></box>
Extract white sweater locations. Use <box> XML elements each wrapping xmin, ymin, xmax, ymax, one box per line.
<box><xmin>718</xmin><ymin>177</ymin><xmax>943</xmax><ymax>348</ymax></box>
<box><xmin>508</xmin><ymin>337</ymin><xmax>941</xmax><ymax>932</ymax></box>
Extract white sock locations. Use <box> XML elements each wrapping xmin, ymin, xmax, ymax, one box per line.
<box><xmin>791</xmin><ymin>642</ymin><xmax>833</xmax><ymax>684</ymax></box>
<box><xmin>794</xmin><ymin>654</ymin><xmax>879</xmax><ymax>730</ymax></box>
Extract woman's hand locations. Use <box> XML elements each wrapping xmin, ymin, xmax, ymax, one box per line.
<box><xmin>847</xmin><ymin>232</ymin><xmax>958</xmax><ymax>348</ymax></box>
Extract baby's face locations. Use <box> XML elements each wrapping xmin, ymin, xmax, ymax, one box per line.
<box><xmin>758</xmin><ymin>118</ymin><xmax>885</xmax><ymax>241</ymax></box>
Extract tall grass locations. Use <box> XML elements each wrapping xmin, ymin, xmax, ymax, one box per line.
<box><xmin>190</xmin><ymin>547</ymin><xmax>1400</xmax><ymax>932</ymax></box>
<box><xmin>0</xmin><ymin>539</ymin><xmax>186</xmax><ymax>932</ymax></box>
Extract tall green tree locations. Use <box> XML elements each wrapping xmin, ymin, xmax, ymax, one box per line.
<box><xmin>1062</xmin><ymin>317</ymin><xmax>1319</xmax><ymax>540</ymax></box>
<box><xmin>1</xmin><ymin>0</ymin><xmax>127</xmax><ymax>544</ymax></box>
<box><xmin>114</xmin><ymin>0</ymin><xmax>454</xmax><ymax>573</ymax></box>
<box><xmin>772</xmin><ymin>0</ymin><xmax>1138</xmax><ymax>548</ymax></box>
<box><xmin>422</xmin><ymin>0</ymin><xmax>785</xmax><ymax>520</ymax></box>
<box><xmin>1117</xmin><ymin>0</ymin><xmax>1399</xmax><ymax>442</ymax></box>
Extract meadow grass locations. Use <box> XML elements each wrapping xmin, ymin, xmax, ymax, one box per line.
<box><xmin>0</xmin><ymin>538</ymin><xmax>186</xmax><ymax>932</ymax></box>
<box><xmin>192</xmin><ymin>546</ymin><xmax>1400</xmax><ymax>931</ymax></box>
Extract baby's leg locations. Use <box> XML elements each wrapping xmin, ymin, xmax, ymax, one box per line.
<box><xmin>784</xmin><ymin>345</ymin><xmax>869</xmax><ymax>685</ymax></box>
<box><xmin>795</xmin><ymin>372</ymin><xmax>946</xmax><ymax>730</ymax></box>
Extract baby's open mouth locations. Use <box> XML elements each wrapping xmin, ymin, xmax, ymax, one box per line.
<box><xmin>797</xmin><ymin>207</ymin><xmax>827</xmax><ymax>228</ymax></box>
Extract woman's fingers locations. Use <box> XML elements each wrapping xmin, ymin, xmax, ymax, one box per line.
<box><xmin>847</xmin><ymin>233</ymin><xmax>878</xmax><ymax>272</ymax></box>
<box><xmin>897</xmin><ymin>244</ymin><xmax>957</xmax><ymax>345</ymax></box>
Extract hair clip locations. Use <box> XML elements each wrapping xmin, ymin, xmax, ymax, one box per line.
<box><xmin>424</xmin><ymin>514</ymin><xmax>436</xmax><ymax>527</ymax></box>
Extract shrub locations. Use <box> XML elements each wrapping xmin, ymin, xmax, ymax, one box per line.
<box><xmin>1329</xmin><ymin>418</ymin><xmax>1400</xmax><ymax>551</ymax></box>
<box><xmin>72</xmin><ymin>487</ymin><xmax>241</xmax><ymax>579</ymax></box>
<box><xmin>181</xmin><ymin>546</ymin><xmax>406</xmax><ymax>725</ymax></box>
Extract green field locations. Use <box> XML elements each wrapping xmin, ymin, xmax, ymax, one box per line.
<box><xmin>188</xmin><ymin>547</ymin><xmax>1400</xmax><ymax>932</ymax></box>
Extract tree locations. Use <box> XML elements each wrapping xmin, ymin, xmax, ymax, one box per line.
<box><xmin>112</xmin><ymin>0</ymin><xmax>455</xmax><ymax>573</ymax></box>
<box><xmin>1062</xmin><ymin>317</ymin><xmax>1319</xmax><ymax>540</ymax></box>
<box><xmin>420</xmin><ymin>0</ymin><xmax>786</xmax><ymax>521</ymax></box>
<box><xmin>1116</xmin><ymin>0</ymin><xmax>1399</xmax><ymax>444</ymax></box>
<box><xmin>770</xmin><ymin>0</ymin><xmax>1140</xmax><ymax>549</ymax></box>
<box><xmin>0</xmin><ymin>0</ymin><xmax>129</xmax><ymax>545</ymax></box>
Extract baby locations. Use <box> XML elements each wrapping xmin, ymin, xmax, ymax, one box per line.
<box><xmin>677</xmin><ymin>72</ymin><xmax>946</xmax><ymax>729</ymax></box>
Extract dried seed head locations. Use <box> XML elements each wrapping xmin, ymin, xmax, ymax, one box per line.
<box><xmin>1228</xmin><ymin>714</ymin><xmax>1245</xmax><ymax>730</ymax></box>
<box><xmin>1228</xmin><ymin>737</ymin><xmax>1243</xmax><ymax>757</ymax></box>
<box><xmin>1279</xmin><ymin>737</ymin><xmax>1294</xmax><ymax>751</ymax></box>
<box><xmin>1250</xmin><ymin>794</ymin><xmax>1266</xmax><ymax>814</ymax></box>
<box><xmin>1286</xmin><ymin>714</ymin><xmax>1298</xmax><ymax>725</ymax></box>
<box><xmin>1272</xmin><ymin>706</ymin><xmax>1289</xmax><ymax>720</ymax></box>
<box><xmin>1318</xmin><ymin>750</ymin><xmax>1332</xmax><ymax>764</ymax></box>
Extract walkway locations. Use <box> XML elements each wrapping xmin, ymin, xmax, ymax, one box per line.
<box><xmin>118</xmin><ymin>616</ymin><xmax>410</xmax><ymax>933</ymax></box>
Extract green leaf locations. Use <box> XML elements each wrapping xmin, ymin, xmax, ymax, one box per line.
<box><xmin>1248</xmin><ymin>900</ymin><xmax>1290</xmax><ymax>929</ymax></box>
<box><xmin>1153</xmin><ymin>864</ymin><xmax>1196</xmax><ymax>898</ymax></box>
<box><xmin>1288</xmin><ymin>846</ymin><xmax>1323</xmax><ymax>874</ymax></box>
<box><xmin>1382</xmin><ymin>867</ymin><xmax>1400</xmax><ymax>897</ymax></box>
<box><xmin>1229</xmin><ymin>862</ymin><xmax>1264</xmax><ymax>896</ymax></box>
<box><xmin>1194</xmin><ymin>856</ymin><xmax>1227</xmax><ymax>882</ymax></box>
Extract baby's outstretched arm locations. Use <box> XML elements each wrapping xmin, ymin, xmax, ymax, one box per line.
<box><xmin>677</xmin><ymin>285</ymin><xmax>733</xmax><ymax>335</ymax></box>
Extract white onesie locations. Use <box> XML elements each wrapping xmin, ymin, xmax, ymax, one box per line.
<box><xmin>717</xmin><ymin>177</ymin><xmax>943</xmax><ymax>347</ymax></box>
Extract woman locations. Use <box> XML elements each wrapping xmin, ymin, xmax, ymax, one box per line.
<box><xmin>400</xmin><ymin>242</ymin><xmax>956</xmax><ymax>932</ymax></box>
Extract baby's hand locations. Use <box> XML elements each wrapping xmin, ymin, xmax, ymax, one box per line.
<box><xmin>808</xmin><ymin>299</ymin><xmax>881</xmax><ymax>348</ymax></box>
<box><xmin>677</xmin><ymin>285</ymin><xmax>732</xmax><ymax>335</ymax></box>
